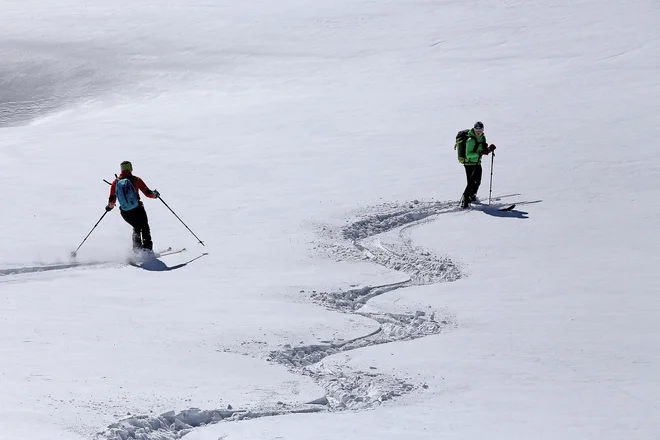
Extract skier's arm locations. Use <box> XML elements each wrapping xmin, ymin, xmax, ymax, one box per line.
<box><xmin>478</xmin><ymin>135</ymin><xmax>488</xmax><ymax>155</ymax></box>
<box><xmin>136</xmin><ymin>178</ymin><xmax>158</xmax><ymax>199</ymax></box>
<box><xmin>107</xmin><ymin>180</ymin><xmax>118</xmax><ymax>208</ymax></box>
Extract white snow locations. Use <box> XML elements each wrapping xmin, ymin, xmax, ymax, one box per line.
<box><xmin>1</xmin><ymin>0</ymin><xmax>659</xmax><ymax>439</ymax></box>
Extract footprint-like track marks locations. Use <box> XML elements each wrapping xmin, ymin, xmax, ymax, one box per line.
<box><xmin>265</xmin><ymin>199</ymin><xmax>461</xmax><ymax>409</ymax></box>
<box><xmin>99</xmin><ymin>199</ymin><xmax>462</xmax><ymax>440</ymax></box>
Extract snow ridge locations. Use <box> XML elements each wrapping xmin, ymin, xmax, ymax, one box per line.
<box><xmin>99</xmin><ymin>406</ymin><xmax>325</xmax><ymax>440</ymax></box>
<box><xmin>342</xmin><ymin>199</ymin><xmax>458</xmax><ymax>241</ymax></box>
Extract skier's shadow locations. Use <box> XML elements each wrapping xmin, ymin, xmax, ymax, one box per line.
<box><xmin>480</xmin><ymin>207</ymin><xmax>529</xmax><ymax>219</ymax></box>
<box><xmin>473</xmin><ymin>199</ymin><xmax>542</xmax><ymax>219</ymax></box>
<box><xmin>134</xmin><ymin>253</ymin><xmax>208</xmax><ymax>271</ymax></box>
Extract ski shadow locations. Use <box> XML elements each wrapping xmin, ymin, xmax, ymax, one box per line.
<box><xmin>480</xmin><ymin>207</ymin><xmax>529</xmax><ymax>219</ymax></box>
<box><xmin>133</xmin><ymin>253</ymin><xmax>208</xmax><ymax>272</ymax></box>
<box><xmin>474</xmin><ymin>199</ymin><xmax>543</xmax><ymax>220</ymax></box>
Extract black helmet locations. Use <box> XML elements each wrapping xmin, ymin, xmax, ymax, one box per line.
<box><xmin>474</xmin><ymin>121</ymin><xmax>484</xmax><ymax>130</ymax></box>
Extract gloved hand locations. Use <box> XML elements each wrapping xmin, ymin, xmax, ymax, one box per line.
<box><xmin>152</xmin><ymin>189</ymin><xmax>160</xmax><ymax>199</ymax></box>
<box><xmin>489</xmin><ymin>144</ymin><xmax>497</xmax><ymax>151</ymax></box>
<box><xmin>105</xmin><ymin>204</ymin><xmax>114</xmax><ymax>212</ymax></box>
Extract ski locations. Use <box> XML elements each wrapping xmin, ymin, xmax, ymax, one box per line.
<box><xmin>490</xmin><ymin>193</ymin><xmax>521</xmax><ymax>201</ymax></box>
<box><xmin>126</xmin><ymin>247</ymin><xmax>185</xmax><ymax>265</ymax></box>
<box><xmin>156</xmin><ymin>248</ymin><xmax>186</xmax><ymax>257</ymax></box>
<box><xmin>463</xmin><ymin>202</ymin><xmax>517</xmax><ymax>212</ymax></box>
<box><xmin>459</xmin><ymin>193</ymin><xmax>521</xmax><ymax>209</ymax></box>
<box><xmin>147</xmin><ymin>247</ymin><xmax>187</xmax><ymax>258</ymax></box>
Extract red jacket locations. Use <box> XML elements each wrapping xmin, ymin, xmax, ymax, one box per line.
<box><xmin>108</xmin><ymin>171</ymin><xmax>156</xmax><ymax>208</ymax></box>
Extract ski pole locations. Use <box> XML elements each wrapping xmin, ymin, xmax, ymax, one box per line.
<box><xmin>158</xmin><ymin>196</ymin><xmax>205</xmax><ymax>246</ymax></box>
<box><xmin>102</xmin><ymin>179</ymin><xmax>205</xmax><ymax>246</ymax></box>
<box><xmin>488</xmin><ymin>151</ymin><xmax>495</xmax><ymax>205</ymax></box>
<box><xmin>71</xmin><ymin>211</ymin><xmax>108</xmax><ymax>257</ymax></box>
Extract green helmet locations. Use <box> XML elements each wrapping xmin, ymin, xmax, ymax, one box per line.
<box><xmin>120</xmin><ymin>161</ymin><xmax>133</xmax><ymax>172</ymax></box>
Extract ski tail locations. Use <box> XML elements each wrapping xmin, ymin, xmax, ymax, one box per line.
<box><xmin>156</xmin><ymin>248</ymin><xmax>187</xmax><ymax>258</ymax></box>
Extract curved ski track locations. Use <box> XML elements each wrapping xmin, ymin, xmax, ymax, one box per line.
<box><xmin>99</xmin><ymin>199</ymin><xmax>464</xmax><ymax>440</ymax></box>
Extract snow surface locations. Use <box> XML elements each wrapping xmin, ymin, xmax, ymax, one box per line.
<box><xmin>1</xmin><ymin>0</ymin><xmax>659</xmax><ymax>439</ymax></box>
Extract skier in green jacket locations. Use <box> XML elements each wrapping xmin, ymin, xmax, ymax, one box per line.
<box><xmin>461</xmin><ymin>121</ymin><xmax>496</xmax><ymax>208</ymax></box>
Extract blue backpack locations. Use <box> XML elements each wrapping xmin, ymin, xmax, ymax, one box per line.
<box><xmin>116</xmin><ymin>177</ymin><xmax>139</xmax><ymax>211</ymax></box>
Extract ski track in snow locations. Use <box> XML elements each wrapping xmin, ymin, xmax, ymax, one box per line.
<box><xmin>0</xmin><ymin>261</ymin><xmax>117</xmax><ymax>278</ymax></box>
<box><xmin>96</xmin><ymin>198</ymin><xmax>476</xmax><ymax>440</ymax></box>
<box><xmin>0</xmin><ymin>250</ymin><xmax>205</xmax><ymax>282</ymax></box>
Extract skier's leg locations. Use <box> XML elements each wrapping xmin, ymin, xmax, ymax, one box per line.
<box><xmin>471</xmin><ymin>164</ymin><xmax>483</xmax><ymax>199</ymax></box>
<box><xmin>463</xmin><ymin>165</ymin><xmax>473</xmax><ymax>197</ymax></box>
<box><xmin>463</xmin><ymin>165</ymin><xmax>478</xmax><ymax>205</ymax></box>
<box><xmin>131</xmin><ymin>231</ymin><xmax>142</xmax><ymax>250</ymax></box>
<box><xmin>141</xmin><ymin>219</ymin><xmax>153</xmax><ymax>251</ymax></box>
<box><xmin>461</xmin><ymin>166</ymin><xmax>473</xmax><ymax>208</ymax></box>
<box><xmin>120</xmin><ymin>208</ymin><xmax>143</xmax><ymax>250</ymax></box>
<box><xmin>134</xmin><ymin>205</ymin><xmax>153</xmax><ymax>250</ymax></box>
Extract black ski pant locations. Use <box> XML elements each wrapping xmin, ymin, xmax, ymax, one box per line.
<box><xmin>120</xmin><ymin>204</ymin><xmax>153</xmax><ymax>250</ymax></box>
<box><xmin>463</xmin><ymin>164</ymin><xmax>483</xmax><ymax>201</ymax></box>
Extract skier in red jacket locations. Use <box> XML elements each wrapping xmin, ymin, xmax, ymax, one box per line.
<box><xmin>106</xmin><ymin>161</ymin><xmax>160</xmax><ymax>251</ymax></box>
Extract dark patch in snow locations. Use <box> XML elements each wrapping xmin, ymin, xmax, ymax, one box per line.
<box><xmin>0</xmin><ymin>41</ymin><xmax>124</xmax><ymax>127</ymax></box>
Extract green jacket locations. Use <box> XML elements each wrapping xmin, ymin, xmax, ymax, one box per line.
<box><xmin>464</xmin><ymin>129</ymin><xmax>488</xmax><ymax>165</ymax></box>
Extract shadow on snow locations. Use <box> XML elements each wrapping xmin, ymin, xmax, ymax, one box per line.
<box><xmin>131</xmin><ymin>253</ymin><xmax>209</xmax><ymax>271</ymax></box>
<box><xmin>479</xmin><ymin>206</ymin><xmax>530</xmax><ymax>219</ymax></box>
<box><xmin>472</xmin><ymin>199</ymin><xmax>543</xmax><ymax>219</ymax></box>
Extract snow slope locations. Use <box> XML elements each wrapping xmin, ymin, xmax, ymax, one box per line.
<box><xmin>1</xmin><ymin>0</ymin><xmax>659</xmax><ymax>439</ymax></box>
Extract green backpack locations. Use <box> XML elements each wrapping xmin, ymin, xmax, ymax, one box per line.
<box><xmin>454</xmin><ymin>129</ymin><xmax>469</xmax><ymax>164</ymax></box>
